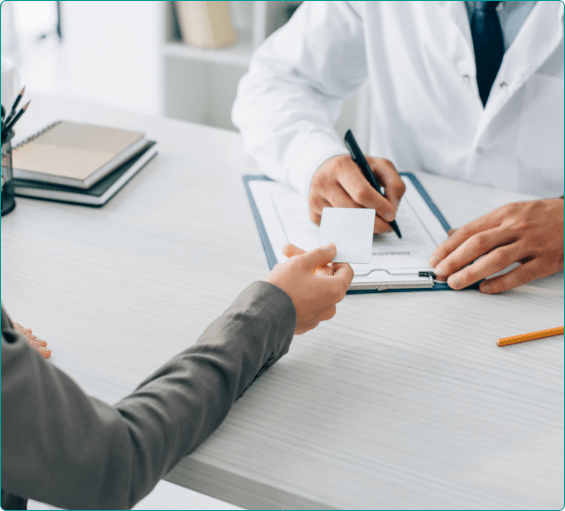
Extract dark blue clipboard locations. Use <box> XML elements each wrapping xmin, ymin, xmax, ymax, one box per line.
<box><xmin>243</xmin><ymin>173</ymin><xmax>468</xmax><ymax>294</ymax></box>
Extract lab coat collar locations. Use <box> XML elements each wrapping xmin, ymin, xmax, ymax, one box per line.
<box><xmin>439</xmin><ymin>1</ymin><xmax>564</xmax><ymax>77</ymax></box>
<box><xmin>439</xmin><ymin>1</ymin><xmax>474</xmax><ymax>51</ymax></box>
<box><xmin>481</xmin><ymin>1</ymin><xmax>564</xmax><ymax>129</ymax></box>
<box><xmin>499</xmin><ymin>1</ymin><xmax>563</xmax><ymax>90</ymax></box>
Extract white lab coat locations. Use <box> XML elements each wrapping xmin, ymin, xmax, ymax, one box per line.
<box><xmin>232</xmin><ymin>1</ymin><xmax>564</xmax><ymax>199</ymax></box>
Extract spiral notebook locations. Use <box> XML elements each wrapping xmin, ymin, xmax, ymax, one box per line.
<box><xmin>14</xmin><ymin>141</ymin><xmax>157</xmax><ymax>207</ymax></box>
<box><xmin>12</xmin><ymin>121</ymin><xmax>149</xmax><ymax>189</ymax></box>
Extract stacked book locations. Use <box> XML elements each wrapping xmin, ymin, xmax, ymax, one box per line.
<box><xmin>174</xmin><ymin>1</ymin><xmax>236</xmax><ymax>49</ymax></box>
<box><xmin>12</xmin><ymin>121</ymin><xmax>157</xmax><ymax>206</ymax></box>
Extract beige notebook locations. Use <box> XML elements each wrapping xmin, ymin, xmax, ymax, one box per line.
<box><xmin>12</xmin><ymin>121</ymin><xmax>147</xmax><ymax>189</ymax></box>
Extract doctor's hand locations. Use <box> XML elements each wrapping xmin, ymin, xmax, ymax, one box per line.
<box><xmin>428</xmin><ymin>199</ymin><xmax>564</xmax><ymax>294</ymax></box>
<box><xmin>309</xmin><ymin>154</ymin><xmax>406</xmax><ymax>234</ymax></box>
<box><xmin>264</xmin><ymin>243</ymin><xmax>354</xmax><ymax>335</ymax></box>
<box><xmin>13</xmin><ymin>322</ymin><xmax>52</xmax><ymax>359</ymax></box>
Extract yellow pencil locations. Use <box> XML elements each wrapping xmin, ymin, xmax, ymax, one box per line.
<box><xmin>497</xmin><ymin>326</ymin><xmax>565</xmax><ymax>347</ymax></box>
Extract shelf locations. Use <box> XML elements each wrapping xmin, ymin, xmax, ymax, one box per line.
<box><xmin>163</xmin><ymin>31</ymin><xmax>253</xmax><ymax>69</ymax></box>
<box><xmin>160</xmin><ymin>1</ymin><xmax>314</xmax><ymax>131</ymax></box>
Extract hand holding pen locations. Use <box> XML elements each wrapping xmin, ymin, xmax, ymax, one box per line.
<box><xmin>344</xmin><ymin>129</ymin><xmax>402</xmax><ymax>238</ymax></box>
<box><xmin>307</xmin><ymin>129</ymin><xmax>406</xmax><ymax>235</ymax></box>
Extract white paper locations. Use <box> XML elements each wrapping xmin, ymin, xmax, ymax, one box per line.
<box><xmin>318</xmin><ymin>208</ymin><xmax>376</xmax><ymax>263</ymax></box>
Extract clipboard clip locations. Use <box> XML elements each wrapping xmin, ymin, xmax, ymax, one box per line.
<box><xmin>350</xmin><ymin>268</ymin><xmax>439</xmax><ymax>291</ymax></box>
<box><xmin>418</xmin><ymin>271</ymin><xmax>437</xmax><ymax>279</ymax></box>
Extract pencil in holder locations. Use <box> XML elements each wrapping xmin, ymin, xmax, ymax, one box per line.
<box><xmin>1</xmin><ymin>129</ymin><xmax>16</xmax><ymax>216</ymax></box>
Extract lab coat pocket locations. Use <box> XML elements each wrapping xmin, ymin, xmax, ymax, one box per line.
<box><xmin>516</xmin><ymin>73</ymin><xmax>564</xmax><ymax>171</ymax></box>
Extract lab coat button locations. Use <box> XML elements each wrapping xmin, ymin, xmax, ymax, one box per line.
<box><xmin>462</xmin><ymin>74</ymin><xmax>470</xmax><ymax>82</ymax></box>
<box><xmin>500</xmin><ymin>82</ymin><xmax>508</xmax><ymax>89</ymax></box>
<box><xmin>476</xmin><ymin>147</ymin><xmax>484</xmax><ymax>154</ymax></box>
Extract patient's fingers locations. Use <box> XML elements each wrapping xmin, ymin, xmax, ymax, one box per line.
<box><xmin>328</xmin><ymin>263</ymin><xmax>355</xmax><ymax>292</ymax></box>
<box><xmin>29</xmin><ymin>338</ymin><xmax>48</xmax><ymax>348</ymax></box>
<box><xmin>282</xmin><ymin>243</ymin><xmax>306</xmax><ymax>258</ymax></box>
<box><xmin>36</xmin><ymin>346</ymin><xmax>51</xmax><ymax>359</ymax></box>
<box><xmin>13</xmin><ymin>322</ymin><xmax>51</xmax><ymax>358</ymax></box>
<box><xmin>314</xmin><ymin>265</ymin><xmax>334</xmax><ymax>276</ymax></box>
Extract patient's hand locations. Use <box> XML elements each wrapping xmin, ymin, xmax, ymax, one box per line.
<box><xmin>265</xmin><ymin>243</ymin><xmax>354</xmax><ymax>335</ymax></box>
<box><xmin>13</xmin><ymin>322</ymin><xmax>51</xmax><ymax>359</ymax></box>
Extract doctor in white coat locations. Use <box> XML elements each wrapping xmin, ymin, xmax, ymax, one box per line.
<box><xmin>233</xmin><ymin>1</ymin><xmax>564</xmax><ymax>294</ymax></box>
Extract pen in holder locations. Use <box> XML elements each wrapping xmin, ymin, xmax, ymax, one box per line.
<box><xmin>1</xmin><ymin>129</ymin><xmax>16</xmax><ymax>216</ymax></box>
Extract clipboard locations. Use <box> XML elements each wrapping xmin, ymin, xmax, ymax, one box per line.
<box><xmin>243</xmin><ymin>173</ymin><xmax>468</xmax><ymax>294</ymax></box>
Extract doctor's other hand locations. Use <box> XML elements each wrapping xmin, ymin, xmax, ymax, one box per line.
<box><xmin>308</xmin><ymin>154</ymin><xmax>406</xmax><ymax>234</ymax></box>
<box><xmin>264</xmin><ymin>242</ymin><xmax>354</xmax><ymax>335</ymax></box>
<box><xmin>429</xmin><ymin>199</ymin><xmax>564</xmax><ymax>294</ymax></box>
<box><xmin>13</xmin><ymin>322</ymin><xmax>52</xmax><ymax>359</ymax></box>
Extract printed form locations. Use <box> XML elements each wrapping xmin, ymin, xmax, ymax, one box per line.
<box><xmin>249</xmin><ymin>175</ymin><xmax>449</xmax><ymax>290</ymax></box>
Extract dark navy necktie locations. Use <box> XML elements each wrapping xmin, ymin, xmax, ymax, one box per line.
<box><xmin>470</xmin><ymin>1</ymin><xmax>504</xmax><ymax>106</ymax></box>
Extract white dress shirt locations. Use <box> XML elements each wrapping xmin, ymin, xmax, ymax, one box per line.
<box><xmin>232</xmin><ymin>1</ymin><xmax>564</xmax><ymax>199</ymax></box>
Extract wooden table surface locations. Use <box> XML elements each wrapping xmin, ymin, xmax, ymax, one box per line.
<box><xmin>2</xmin><ymin>94</ymin><xmax>563</xmax><ymax>510</ymax></box>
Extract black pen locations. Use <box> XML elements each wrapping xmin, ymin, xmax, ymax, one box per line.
<box><xmin>344</xmin><ymin>129</ymin><xmax>402</xmax><ymax>238</ymax></box>
<box><xmin>6</xmin><ymin>86</ymin><xmax>25</xmax><ymax>124</ymax></box>
<box><xmin>2</xmin><ymin>100</ymin><xmax>30</xmax><ymax>138</ymax></box>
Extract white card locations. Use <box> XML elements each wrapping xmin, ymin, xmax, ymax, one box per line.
<box><xmin>318</xmin><ymin>208</ymin><xmax>376</xmax><ymax>263</ymax></box>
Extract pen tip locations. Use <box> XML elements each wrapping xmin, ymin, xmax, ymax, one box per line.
<box><xmin>22</xmin><ymin>100</ymin><xmax>31</xmax><ymax>110</ymax></box>
<box><xmin>20</xmin><ymin>85</ymin><xmax>26</xmax><ymax>95</ymax></box>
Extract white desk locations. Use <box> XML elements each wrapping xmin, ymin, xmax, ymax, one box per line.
<box><xmin>2</xmin><ymin>94</ymin><xmax>563</xmax><ymax>510</ymax></box>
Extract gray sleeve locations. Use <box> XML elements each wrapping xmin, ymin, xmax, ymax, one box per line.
<box><xmin>1</xmin><ymin>281</ymin><xmax>296</xmax><ymax>510</ymax></box>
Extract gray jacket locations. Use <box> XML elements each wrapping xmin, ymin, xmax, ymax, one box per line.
<box><xmin>1</xmin><ymin>281</ymin><xmax>296</xmax><ymax>509</ymax></box>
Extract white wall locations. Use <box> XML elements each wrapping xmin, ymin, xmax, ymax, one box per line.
<box><xmin>12</xmin><ymin>1</ymin><xmax>161</xmax><ymax>115</ymax></box>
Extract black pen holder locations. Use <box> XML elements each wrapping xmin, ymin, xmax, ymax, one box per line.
<box><xmin>1</xmin><ymin>129</ymin><xmax>16</xmax><ymax>216</ymax></box>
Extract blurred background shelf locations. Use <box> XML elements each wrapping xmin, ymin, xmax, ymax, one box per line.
<box><xmin>2</xmin><ymin>0</ymin><xmax>370</xmax><ymax>151</ymax></box>
<box><xmin>162</xmin><ymin>32</ymin><xmax>254</xmax><ymax>68</ymax></box>
<box><xmin>160</xmin><ymin>0</ymin><xmax>369</xmax><ymax>145</ymax></box>
<box><xmin>160</xmin><ymin>1</ymin><xmax>301</xmax><ymax>131</ymax></box>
